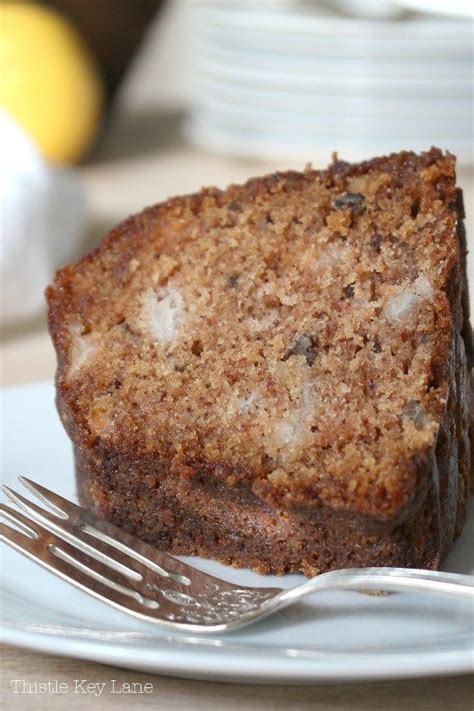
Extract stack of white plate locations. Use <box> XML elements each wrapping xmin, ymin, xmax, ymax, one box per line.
<box><xmin>184</xmin><ymin>2</ymin><xmax>473</xmax><ymax>163</ymax></box>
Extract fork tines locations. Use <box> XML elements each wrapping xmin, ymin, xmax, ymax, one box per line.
<box><xmin>0</xmin><ymin>476</ymin><xmax>272</xmax><ymax>631</ymax></box>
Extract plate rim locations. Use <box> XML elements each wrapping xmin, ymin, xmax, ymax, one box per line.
<box><xmin>2</xmin><ymin>623</ymin><xmax>474</xmax><ymax>682</ymax></box>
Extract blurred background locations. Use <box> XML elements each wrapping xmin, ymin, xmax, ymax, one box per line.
<box><xmin>1</xmin><ymin>0</ymin><xmax>473</xmax><ymax>385</ymax></box>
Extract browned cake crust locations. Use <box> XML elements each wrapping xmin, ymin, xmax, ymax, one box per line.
<box><xmin>47</xmin><ymin>148</ymin><xmax>473</xmax><ymax>576</ymax></box>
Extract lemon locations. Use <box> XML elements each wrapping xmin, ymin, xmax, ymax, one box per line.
<box><xmin>0</xmin><ymin>3</ymin><xmax>105</xmax><ymax>163</ymax></box>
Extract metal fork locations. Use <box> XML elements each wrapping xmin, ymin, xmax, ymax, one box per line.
<box><xmin>1</xmin><ymin>477</ymin><xmax>473</xmax><ymax>634</ymax></box>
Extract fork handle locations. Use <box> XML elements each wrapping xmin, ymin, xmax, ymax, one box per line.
<box><xmin>277</xmin><ymin>567</ymin><xmax>474</xmax><ymax>605</ymax></box>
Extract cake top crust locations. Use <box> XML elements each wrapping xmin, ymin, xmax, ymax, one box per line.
<box><xmin>47</xmin><ymin>148</ymin><xmax>466</xmax><ymax>521</ymax></box>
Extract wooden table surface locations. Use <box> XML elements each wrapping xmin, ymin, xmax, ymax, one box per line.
<box><xmin>2</xmin><ymin>72</ymin><xmax>474</xmax><ymax>709</ymax></box>
<box><xmin>1</xmin><ymin>644</ymin><xmax>473</xmax><ymax>710</ymax></box>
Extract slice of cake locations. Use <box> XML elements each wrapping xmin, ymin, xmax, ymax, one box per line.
<box><xmin>47</xmin><ymin>148</ymin><xmax>472</xmax><ymax>576</ymax></box>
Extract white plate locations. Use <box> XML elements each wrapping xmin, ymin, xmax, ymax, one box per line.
<box><xmin>201</xmin><ymin>26</ymin><xmax>471</xmax><ymax>61</ymax></box>
<box><xmin>197</xmin><ymin>46</ymin><xmax>473</xmax><ymax>84</ymax></box>
<box><xmin>199</xmin><ymin>5</ymin><xmax>470</xmax><ymax>39</ymax></box>
<box><xmin>1</xmin><ymin>382</ymin><xmax>473</xmax><ymax>683</ymax></box>
<box><xmin>192</xmin><ymin>99</ymin><xmax>473</xmax><ymax>136</ymax></box>
<box><xmin>197</xmin><ymin>58</ymin><xmax>472</xmax><ymax>95</ymax></box>
<box><xmin>196</xmin><ymin>79</ymin><xmax>473</xmax><ymax>120</ymax></box>
<box><xmin>184</xmin><ymin>117</ymin><xmax>474</xmax><ymax>165</ymax></box>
